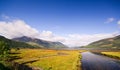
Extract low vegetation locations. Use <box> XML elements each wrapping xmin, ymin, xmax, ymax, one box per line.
<box><xmin>0</xmin><ymin>37</ymin><xmax>12</xmax><ymax>70</ymax></box>
<box><xmin>101</xmin><ymin>52</ymin><xmax>120</xmax><ymax>59</ymax></box>
<box><xmin>10</xmin><ymin>49</ymin><xmax>83</xmax><ymax>70</ymax></box>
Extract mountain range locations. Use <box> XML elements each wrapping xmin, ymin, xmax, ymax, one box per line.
<box><xmin>1</xmin><ymin>34</ymin><xmax>120</xmax><ymax>49</ymax></box>
<box><xmin>0</xmin><ymin>35</ymin><xmax>67</xmax><ymax>49</ymax></box>
<box><xmin>12</xmin><ymin>36</ymin><xmax>67</xmax><ymax>48</ymax></box>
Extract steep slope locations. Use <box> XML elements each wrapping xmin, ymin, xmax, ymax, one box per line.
<box><xmin>85</xmin><ymin>35</ymin><xmax>120</xmax><ymax>49</ymax></box>
<box><xmin>12</xmin><ymin>36</ymin><xmax>67</xmax><ymax>48</ymax></box>
<box><xmin>0</xmin><ymin>35</ymin><xmax>36</xmax><ymax>48</ymax></box>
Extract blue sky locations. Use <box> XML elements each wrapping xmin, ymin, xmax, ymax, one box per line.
<box><xmin>0</xmin><ymin>0</ymin><xmax>120</xmax><ymax>46</ymax></box>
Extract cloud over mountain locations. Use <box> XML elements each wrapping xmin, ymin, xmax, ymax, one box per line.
<box><xmin>0</xmin><ymin>19</ymin><xmax>39</xmax><ymax>38</ymax></box>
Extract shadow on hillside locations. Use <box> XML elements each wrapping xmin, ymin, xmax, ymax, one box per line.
<box><xmin>9</xmin><ymin>56</ymin><xmax>22</xmax><ymax>61</ymax></box>
<box><xmin>7</xmin><ymin>53</ymin><xmax>40</xmax><ymax>70</ymax></box>
<box><xmin>11</xmin><ymin>62</ymin><xmax>33</xmax><ymax>70</ymax></box>
<box><xmin>11</xmin><ymin>60</ymin><xmax>39</xmax><ymax>70</ymax></box>
<box><xmin>1</xmin><ymin>60</ymin><xmax>39</xmax><ymax>70</ymax></box>
<box><xmin>9</xmin><ymin>52</ymin><xmax>21</xmax><ymax>54</ymax></box>
<box><xmin>22</xmin><ymin>60</ymin><xmax>39</xmax><ymax>65</ymax></box>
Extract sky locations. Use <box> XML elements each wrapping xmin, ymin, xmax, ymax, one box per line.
<box><xmin>0</xmin><ymin>0</ymin><xmax>120</xmax><ymax>47</ymax></box>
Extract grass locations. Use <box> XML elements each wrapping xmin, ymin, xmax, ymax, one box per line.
<box><xmin>101</xmin><ymin>52</ymin><xmax>120</xmax><ymax>59</ymax></box>
<box><xmin>10</xmin><ymin>49</ymin><xmax>84</xmax><ymax>70</ymax></box>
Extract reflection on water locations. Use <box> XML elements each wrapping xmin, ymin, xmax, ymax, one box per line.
<box><xmin>82</xmin><ymin>52</ymin><xmax>120</xmax><ymax>70</ymax></box>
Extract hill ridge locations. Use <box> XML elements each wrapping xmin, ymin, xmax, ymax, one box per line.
<box><xmin>85</xmin><ymin>35</ymin><xmax>120</xmax><ymax>49</ymax></box>
<box><xmin>12</xmin><ymin>36</ymin><xmax>67</xmax><ymax>48</ymax></box>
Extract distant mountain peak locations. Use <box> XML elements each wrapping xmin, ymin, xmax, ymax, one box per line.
<box><xmin>14</xmin><ymin>36</ymin><xmax>33</xmax><ymax>39</ymax></box>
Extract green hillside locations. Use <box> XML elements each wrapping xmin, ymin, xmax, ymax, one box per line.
<box><xmin>85</xmin><ymin>35</ymin><xmax>120</xmax><ymax>49</ymax></box>
<box><xmin>0</xmin><ymin>35</ymin><xmax>36</xmax><ymax>49</ymax></box>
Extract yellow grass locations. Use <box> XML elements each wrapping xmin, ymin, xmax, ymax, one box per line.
<box><xmin>11</xmin><ymin>49</ymin><xmax>83</xmax><ymax>70</ymax></box>
<box><xmin>101</xmin><ymin>52</ymin><xmax>120</xmax><ymax>59</ymax></box>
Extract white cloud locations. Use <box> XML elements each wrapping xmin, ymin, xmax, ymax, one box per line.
<box><xmin>38</xmin><ymin>31</ymin><xmax>66</xmax><ymax>42</ymax></box>
<box><xmin>116</xmin><ymin>20</ymin><xmax>120</xmax><ymax>28</ymax></box>
<box><xmin>117</xmin><ymin>20</ymin><xmax>120</xmax><ymax>25</ymax></box>
<box><xmin>0</xmin><ymin>18</ymin><xmax>116</xmax><ymax>47</ymax></box>
<box><xmin>0</xmin><ymin>19</ymin><xmax>39</xmax><ymax>38</ymax></box>
<box><xmin>105</xmin><ymin>18</ymin><xmax>115</xmax><ymax>23</ymax></box>
<box><xmin>40</xmin><ymin>31</ymin><xmax>54</xmax><ymax>38</ymax></box>
<box><xmin>64</xmin><ymin>33</ymin><xmax>115</xmax><ymax>47</ymax></box>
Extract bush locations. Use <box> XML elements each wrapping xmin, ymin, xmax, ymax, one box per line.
<box><xmin>0</xmin><ymin>41</ymin><xmax>10</xmax><ymax>61</ymax></box>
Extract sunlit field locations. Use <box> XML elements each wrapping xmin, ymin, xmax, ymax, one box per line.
<box><xmin>10</xmin><ymin>49</ymin><xmax>85</xmax><ymax>70</ymax></box>
<box><xmin>101</xmin><ymin>52</ymin><xmax>120</xmax><ymax>59</ymax></box>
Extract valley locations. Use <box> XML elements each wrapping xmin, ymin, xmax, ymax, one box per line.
<box><xmin>0</xmin><ymin>35</ymin><xmax>120</xmax><ymax>70</ymax></box>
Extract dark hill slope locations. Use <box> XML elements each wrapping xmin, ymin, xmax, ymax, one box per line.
<box><xmin>0</xmin><ymin>35</ymin><xmax>35</xmax><ymax>48</ymax></box>
<box><xmin>85</xmin><ymin>35</ymin><xmax>120</xmax><ymax>49</ymax></box>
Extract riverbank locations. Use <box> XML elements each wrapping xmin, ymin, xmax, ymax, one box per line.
<box><xmin>101</xmin><ymin>52</ymin><xmax>120</xmax><ymax>60</ymax></box>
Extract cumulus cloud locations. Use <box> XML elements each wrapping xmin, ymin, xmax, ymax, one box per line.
<box><xmin>37</xmin><ymin>31</ymin><xmax>66</xmax><ymax>42</ymax></box>
<box><xmin>105</xmin><ymin>18</ymin><xmax>115</xmax><ymax>23</ymax></box>
<box><xmin>39</xmin><ymin>31</ymin><xmax>54</xmax><ymax>38</ymax></box>
<box><xmin>0</xmin><ymin>18</ymin><xmax>116</xmax><ymax>47</ymax></box>
<box><xmin>0</xmin><ymin>19</ymin><xmax>39</xmax><ymax>38</ymax></box>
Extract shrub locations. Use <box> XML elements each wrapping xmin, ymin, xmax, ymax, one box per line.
<box><xmin>0</xmin><ymin>41</ymin><xmax>10</xmax><ymax>61</ymax></box>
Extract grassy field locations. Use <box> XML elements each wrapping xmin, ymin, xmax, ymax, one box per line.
<box><xmin>10</xmin><ymin>49</ymin><xmax>84</xmax><ymax>70</ymax></box>
<box><xmin>101</xmin><ymin>52</ymin><xmax>120</xmax><ymax>59</ymax></box>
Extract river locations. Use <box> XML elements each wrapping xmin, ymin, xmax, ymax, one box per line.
<box><xmin>81</xmin><ymin>52</ymin><xmax>120</xmax><ymax>70</ymax></box>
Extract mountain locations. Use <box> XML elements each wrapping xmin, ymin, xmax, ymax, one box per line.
<box><xmin>0</xmin><ymin>35</ymin><xmax>35</xmax><ymax>48</ymax></box>
<box><xmin>85</xmin><ymin>35</ymin><xmax>120</xmax><ymax>49</ymax></box>
<box><xmin>12</xmin><ymin>36</ymin><xmax>67</xmax><ymax>48</ymax></box>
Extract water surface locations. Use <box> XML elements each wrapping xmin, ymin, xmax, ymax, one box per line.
<box><xmin>81</xmin><ymin>52</ymin><xmax>120</xmax><ymax>70</ymax></box>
